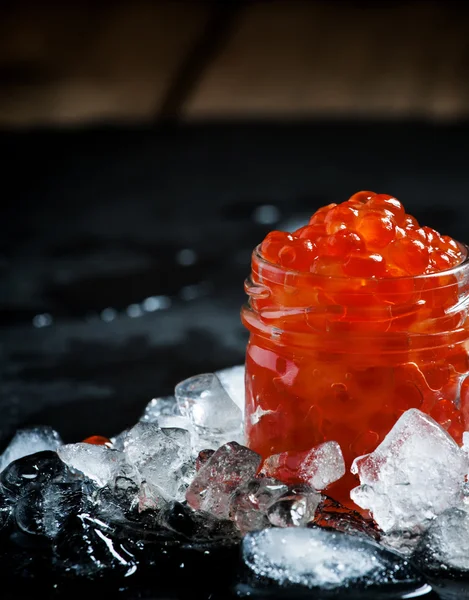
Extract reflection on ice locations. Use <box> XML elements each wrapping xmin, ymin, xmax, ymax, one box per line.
<box><xmin>186</xmin><ymin>442</ymin><xmax>261</xmax><ymax>518</ymax></box>
<box><xmin>261</xmin><ymin>440</ymin><xmax>345</xmax><ymax>492</ymax></box>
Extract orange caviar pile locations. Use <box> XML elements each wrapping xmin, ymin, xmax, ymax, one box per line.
<box><xmin>243</xmin><ymin>192</ymin><xmax>469</xmax><ymax>508</ymax></box>
<box><xmin>261</xmin><ymin>191</ymin><xmax>463</xmax><ymax>276</ymax></box>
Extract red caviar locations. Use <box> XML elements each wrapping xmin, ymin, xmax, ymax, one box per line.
<box><xmin>82</xmin><ymin>435</ymin><xmax>113</xmax><ymax>447</ymax></box>
<box><xmin>242</xmin><ymin>192</ymin><xmax>469</xmax><ymax>507</ymax></box>
<box><xmin>260</xmin><ymin>194</ymin><xmax>463</xmax><ymax>275</ymax></box>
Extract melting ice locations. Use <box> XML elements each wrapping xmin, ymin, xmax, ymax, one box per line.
<box><xmin>0</xmin><ymin>366</ymin><xmax>468</xmax><ymax>596</ymax></box>
<box><xmin>351</xmin><ymin>409</ymin><xmax>468</xmax><ymax>552</ymax></box>
<box><xmin>242</xmin><ymin>527</ymin><xmax>423</xmax><ymax>591</ymax></box>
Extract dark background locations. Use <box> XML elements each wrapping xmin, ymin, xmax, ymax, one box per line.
<box><xmin>1</xmin><ymin>2</ymin><xmax>469</xmax><ymax>598</ymax></box>
<box><xmin>3</xmin><ymin>121</ymin><xmax>469</xmax><ymax>448</ymax></box>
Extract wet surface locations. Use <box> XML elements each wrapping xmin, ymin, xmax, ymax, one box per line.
<box><xmin>2</xmin><ymin>121</ymin><xmax>469</xmax><ymax>598</ymax></box>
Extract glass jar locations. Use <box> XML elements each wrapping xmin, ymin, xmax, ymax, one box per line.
<box><xmin>242</xmin><ymin>244</ymin><xmax>469</xmax><ymax>506</ymax></box>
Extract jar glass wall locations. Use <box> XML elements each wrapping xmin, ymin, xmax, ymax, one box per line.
<box><xmin>242</xmin><ymin>245</ymin><xmax>469</xmax><ymax>506</ymax></box>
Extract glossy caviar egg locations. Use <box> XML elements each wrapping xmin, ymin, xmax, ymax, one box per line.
<box><xmin>388</xmin><ymin>237</ymin><xmax>430</xmax><ymax>275</ymax></box>
<box><xmin>356</xmin><ymin>211</ymin><xmax>396</xmax><ymax>249</ymax></box>
<box><xmin>367</xmin><ymin>193</ymin><xmax>406</xmax><ymax>225</ymax></box>
<box><xmin>342</xmin><ymin>251</ymin><xmax>387</xmax><ymax>278</ymax></box>
<box><xmin>82</xmin><ymin>435</ymin><xmax>113</xmax><ymax>447</ymax></box>
<box><xmin>320</xmin><ymin>230</ymin><xmax>365</xmax><ymax>257</ymax></box>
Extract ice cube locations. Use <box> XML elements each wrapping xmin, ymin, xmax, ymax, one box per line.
<box><xmin>157</xmin><ymin>415</ymin><xmax>192</xmax><ymax>431</ymax></box>
<box><xmin>186</xmin><ymin>442</ymin><xmax>262</xmax><ymax>518</ymax></box>
<box><xmin>158</xmin><ymin>501</ymin><xmax>239</xmax><ymax>543</ymax></box>
<box><xmin>261</xmin><ymin>441</ymin><xmax>345</xmax><ymax>491</ymax></box>
<box><xmin>124</xmin><ymin>422</ymin><xmax>186</xmax><ymax>469</ymax></box>
<box><xmin>193</xmin><ymin>428</ymin><xmax>244</xmax><ymax>453</ymax></box>
<box><xmin>302</xmin><ymin>441</ymin><xmax>345</xmax><ymax>491</ymax></box>
<box><xmin>311</xmin><ymin>495</ymin><xmax>381</xmax><ymax>541</ymax></box>
<box><xmin>215</xmin><ymin>365</ymin><xmax>245</xmax><ymax>415</ymax></box>
<box><xmin>230</xmin><ymin>477</ymin><xmax>288</xmax><ymax>534</ymax></box>
<box><xmin>53</xmin><ymin>512</ymin><xmax>138</xmax><ymax>577</ymax></box>
<box><xmin>138</xmin><ymin>480</ymin><xmax>168</xmax><ymax>512</ymax></box>
<box><xmin>0</xmin><ymin>450</ymin><xmax>66</xmax><ymax>499</ymax></box>
<box><xmin>161</xmin><ymin>427</ymin><xmax>191</xmax><ymax>463</ymax></box>
<box><xmin>14</xmin><ymin>480</ymin><xmax>86</xmax><ymax>538</ymax></box>
<box><xmin>0</xmin><ymin>427</ymin><xmax>62</xmax><ymax>472</ymax></box>
<box><xmin>58</xmin><ymin>443</ymin><xmax>134</xmax><ymax>488</ymax></box>
<box><xmin>350</xmin><ymin>409</ymin><xmax>468</xmax><ymax>538</ymax></box>
<box><xmin>267</xmin><ymin>484</ymin><xmax>321</xmax><ymax>528</ymax></box>
<box><xmin>42</xmin><ymin>481</ymin><xmax>87</xmax><ymax>539</ymax></box>
<box><xmin>109</xmin><ymin>429</ymin><xmax>129</xmax><ymax>451</ymax></box>
<box><xmin>0</xmin><ymin>493</ymin><xmax>11</xmax><ymax>531</ymax></box>
<box><xmin>175</xmin><ymin>373</ymin><xmax>243</xmax><ymax>450</ymax></box>
<box><xmin>90</xmin><ymin>480</ymin><xmax>143</xmax><ymax>527</ymax></box>
<box><xmin>242</xmin><ymin>527</ymin><xmax>424</xmax><ymax>591</ymax></box>
<box><xmin>112</xmin><ymin>476</ymin><xmax>140</xmax><ymax>513</ymax></box>
<box><xmin>196</xmin><ymin>449</ymin><xmax>215</xmax><ymax>471</ymax></box>
<box><xmin>175</xmin><ymin>457</ymin><xmax>196</xmax><ymax>501</ymax></box>
<box><xmin>14</xmin><ymin>486</ymin><xmax>45</xmax><ymax>536</ymax></box>
<box><xmin>140</xmin><ymin>412</ymin><xmax>194</xmax><ymax>457</ymax></box>
<box><xmin>413</xmin><ymin>506</ymin><xmax>469</xmax><ymax>573</ymax></box>
<box><xmin>462</xmin><ymin>431</ymin><xmax>469</xmax><ymax>455</ymax></box>
<box><xmin>140</xmin><ymin>395</ymin><xmax>181</xmax><ymax>423</ymax></box>
<box><xmin>124</xmin><ymin>422</ymin><xmax>189</xmax><ymax>500</ymax></box>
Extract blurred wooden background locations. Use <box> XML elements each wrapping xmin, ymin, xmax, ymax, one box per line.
<box><xmin>1</xmin><ymin>0</ymin><xmax>469</xmax><ymax>126</ymax></box>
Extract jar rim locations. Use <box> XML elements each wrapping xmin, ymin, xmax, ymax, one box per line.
<box><xmin>253</xmin><ymin>241</ymin><xmax>469</xmax><ymax>283</ymax></box>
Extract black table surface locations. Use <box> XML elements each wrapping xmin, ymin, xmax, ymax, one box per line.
<box><xmin>2</xmin><ymin>120</ymin><xmax>469</xmax><ymax>599</ymax></box>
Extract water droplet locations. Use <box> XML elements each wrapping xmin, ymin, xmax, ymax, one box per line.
<box><xmin>176</xmin><ymin>248</ymin><xmax>198</xmax><ymax>266</ymax></box>
<box><xmin>252</xmin><ymin>205</ymin><xmax>281</xmax><ymax>225</ymax></box>
<box><xmin>180</xmin><ymin>282</ymin><xmax>211</xmax><ymax>301</ymax></box>
<box><xmin>32</xmin><ymin>313</ymin><xmax>53</xmax><ymax>328</ymax></box>
<box><xmin>142</xmin><ymin>296</ymin><xmax>171</xmax><ymax>312</ymax></box>
<box><xmin>100</xmin><ymin>307</ymin><xmax>117</xmax><ymax>322</ymax></box>
<box><xmin>126</xmin><ymin>304</ymin><xmax>143</xmax><ymax>318</ymax></box>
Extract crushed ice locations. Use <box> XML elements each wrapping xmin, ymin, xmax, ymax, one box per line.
<box><xmin>242</xmin><ymin>527</ymin><xmax>423</xmax><ymax>591</ymax></box>
<box><xmin>0</xmin><ymin>366</ymin><xmax>468</xmax><ymax>595</ymax></box>
<box><xmin>351</xmin><ymin>409</ymin><xmax>469</xmax><ymax>554</ymax></box>
<box><xmin>0</xmin><ymin>426</ymin><xmax>62</xmax><ymax>472</ymax></box>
